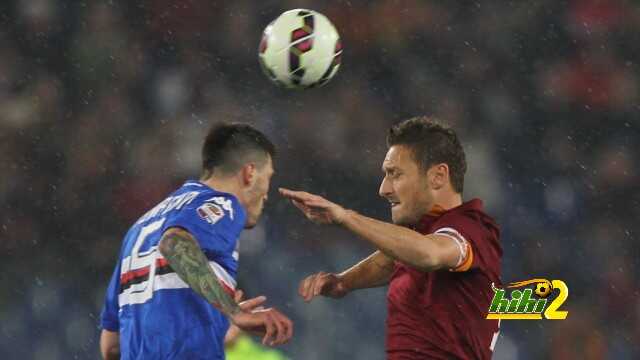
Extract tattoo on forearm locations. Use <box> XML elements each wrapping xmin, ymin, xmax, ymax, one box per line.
<box><xmin>160</xmin><ymin>231</ymin><xmax>240</xmax><ymax>316</ymax></box>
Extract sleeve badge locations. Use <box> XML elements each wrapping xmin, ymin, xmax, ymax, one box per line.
<box><xmin>197</xmin><ymin>203</ymin><xmax>225</xmax><ymax>224</ymax></box>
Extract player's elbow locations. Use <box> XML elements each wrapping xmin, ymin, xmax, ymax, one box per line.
<box><xmin>411</xmin><ymin>235</ymin><xmax>463</xmax><ymax>272</ymax></box>
<box><xmin>413</xmin><ymin>255</ymin><xmax>439</xmax><ymax>272</ymax></box>
<box><xmin>100</xmin><ymin>330</ymin><xmax>120</xmax><ymax>360</ymax></box>
<box><xmin>101</xmin><ymin>345</ymin><xmax>120</xmax><ymax>360</ymax></box>
<box><xmin>412</xmin><ymin>247</ymin><xmax>446</xmax><ymax>272</ymax></box>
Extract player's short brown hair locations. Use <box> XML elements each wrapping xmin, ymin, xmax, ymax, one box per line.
<box><xmin>202</xmin><ymin>123</ymin><xmax>275</xmax><ymax>179</ymax></box>
<box><xmin>387</xmin><ymin>116</ymin><xmax>467</xmax><ymax>193</ymax></box>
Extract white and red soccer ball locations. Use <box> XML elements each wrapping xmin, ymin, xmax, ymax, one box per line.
<box><xmin>259</xmin><ymin>9</ymin><xmax>342</xmax><ymax>89</ymax></box>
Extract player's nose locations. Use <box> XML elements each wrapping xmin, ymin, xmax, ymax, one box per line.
<box><xmin>379</xmin><ymin>177</ymin><xmax>392</xmax><ymax>198</ymax></box>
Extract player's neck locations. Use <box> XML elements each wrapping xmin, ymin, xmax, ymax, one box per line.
<box><xmin>433</xmin><ymin>192</ymin><xmax>463</xmax><ymax>211</ymax></box>
<box><xmin>200</xmin><ymin>177</ymin><xmax>243</xmax><ymax>202</ymax></box>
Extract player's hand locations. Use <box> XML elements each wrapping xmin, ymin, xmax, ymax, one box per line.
<box><xmin>279</xmin><ymin>188</ymin><xmax>348</xmax><ymax>225</ymax></box>
<box><xmin>299</xmin><ymin>271</ymin><xmax>350</xmax><ymax>302</ymax></box>
<box><xmin>230</xmin><ymin>305</ymin><xmax>293</xmax><ymax>347</ymax></box>
<box><xmin>225</xmin><ymin>290</ymin><xmax>255</xmax><ymax>346</ymax></box>
<box><xmin>234</xmin><ymin>290</ymin><xmax>267</xmax><ymax>312</ymax></box>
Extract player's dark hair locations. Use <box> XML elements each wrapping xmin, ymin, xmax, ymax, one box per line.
<box><xmin>387</xmin><ymin>116</ymin><xmax>467</xmax><ymax>193</ymax></box>
<box><xmin>201</xmin><ymin>123</ymin><xmax>275</xmax><ymax>179</ymax></box>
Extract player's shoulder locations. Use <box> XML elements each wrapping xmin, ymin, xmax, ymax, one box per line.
<box><xmin>180</xmin><ymin>181</ymin><xmax>246</xmax><ymax>226</ymax></box>
<box><xmin>433</xmin><ymin>199</ymin><xmax>502</xmax><ymax>267</ymax></box>
<box><xmin>435</xmin><ymin>198</ymin><xmax>499</xmax><ymax>235</ymax></box>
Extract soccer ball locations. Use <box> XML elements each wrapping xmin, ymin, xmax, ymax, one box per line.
<box><xmin>534</xmin><ymin>281</ymin><xmax>553</xmax><ymax>298</ymax></box>
<box><xmin>258</xmin><ymin>9</ymin><xmax>342</xmax><ymax>89</ymax></box>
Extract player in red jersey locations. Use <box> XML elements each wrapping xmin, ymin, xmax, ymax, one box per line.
<box><xmin>280</xmin><ymin>117</ymin><xmax>502</xmax><ymax>359</ymax></box>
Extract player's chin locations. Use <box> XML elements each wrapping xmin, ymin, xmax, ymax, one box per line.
<box><xmin>244</xmin><ymin>218</ymin><xmax>258</xmax><ymax>229</ymax></box>
<box><xmin>390</xmin><ymin>208</ymin><xmax>403</xmax><ymax>225</ymax></box>
<box><xmin>390</xmin><ymin>208</ymin><xmax>410</xmax><ymax>226</ymax></box>
<box><xmin>244</xmin><ymin>213</ymin><xmax>262</xmax><ymax>229</ymax></box>
<box><xmin>244</xmin><ymin>207</ymin><xmax>264</xmax><ymax>228</ymax></box>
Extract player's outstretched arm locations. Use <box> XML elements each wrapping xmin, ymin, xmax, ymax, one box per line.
<box><xmin>280</xmin><ymin>188</ymin><xmax>462</xmax><ymax>272</ymax></box>
<box><xmin>159</xmin><ymin>227</ymin><xmax>293</xmax><ymax>346</ymax></box>
<box><xmin>339</xmin><ymin>250</ymin><xmax>395</xmax><ymax>290</ymax></box>
<box><xmin>299</xmin><ymin>251</ymin><xmax>395</xmax><ymax>302</ymax></box>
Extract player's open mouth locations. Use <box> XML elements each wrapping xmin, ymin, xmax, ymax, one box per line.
<box><xmin>389</xmin><ymin>201</ymin><xmax>400</xmax><ymax>208</ymax></box>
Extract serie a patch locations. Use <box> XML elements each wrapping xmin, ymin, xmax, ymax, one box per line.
<box><xmin>197</xmin><ymin>203</ymin><xmax>225</xmax><ymax>224</ymax></box>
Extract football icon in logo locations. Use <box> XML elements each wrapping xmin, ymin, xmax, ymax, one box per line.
<box><xmin>534</xmin><ymin>280</ymin><xmax>553</xmax><ymax>298</ymax></box>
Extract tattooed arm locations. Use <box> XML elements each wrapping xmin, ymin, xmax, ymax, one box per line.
<box><xmin>158</xmin><ymin>227</ymin><xmax>240</xmax><ymax>316</ymax></box>
<box><xmin>158</xmin><ymin>227</ymin><xmax>293</xmax><ymax>346</ymax></box>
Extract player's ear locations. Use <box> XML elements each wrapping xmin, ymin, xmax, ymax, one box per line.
<box><xmin>429</xmin><ymin>163</ymin><xmax>449</xmax><ymax>190</ymax></box>
<box><xmin>241</xmin><ymin>163</ymin><xmax>257</xmax><ymax>186</ymax></box>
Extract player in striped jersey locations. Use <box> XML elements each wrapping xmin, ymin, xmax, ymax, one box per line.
<box><xmin>99</xmin><ymin>123</ymin><xmax>292</xmax><ymax>360</ymax></box>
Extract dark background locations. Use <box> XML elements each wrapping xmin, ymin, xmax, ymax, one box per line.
<box><xmin>0</xmin><ymin>0</ymin><xmax>638</xmax><ymax>359</ymax></box>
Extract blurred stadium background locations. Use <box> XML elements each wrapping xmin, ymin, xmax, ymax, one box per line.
<box><xmin>1</xmin><ymin>0</ymin><xmax>638</xmax><ymax>359</ymax></box>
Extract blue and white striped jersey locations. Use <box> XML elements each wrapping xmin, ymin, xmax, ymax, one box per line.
<box><xmin>100</xmin><ymin>180</ymin><xmax>246</xmax><ymax>360</ymax></box>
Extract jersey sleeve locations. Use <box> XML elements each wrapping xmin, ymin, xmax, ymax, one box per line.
<box><xmin>162</xmin><ymin>193</ymin><xmax>246</xmax><ymax>256</ymax></box>
<box><xmin>100</xmin><ymin>260</ymin><xmax>121</xmax><ymax>331</ymax></box>
<box><xmin>432</xmin><ymin>226</ymin><xmax>473</xmax><ymax>272</ymax></box>
<box><xmin>432</xmin><ymin>214</ymin><xmax>497</xmax><ymax>273</ymax></box>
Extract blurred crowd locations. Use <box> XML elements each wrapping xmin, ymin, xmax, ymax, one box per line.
<box><xmin>1</xmin><ymin>0</ymin><xmax>638</xmax><ymax>359</ymax></box>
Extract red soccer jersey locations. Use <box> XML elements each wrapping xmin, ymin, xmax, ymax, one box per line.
<box><xmin>386</xmin><ymin>199</ymin><xmax>502</xmax><ymax>360</ymax></box>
